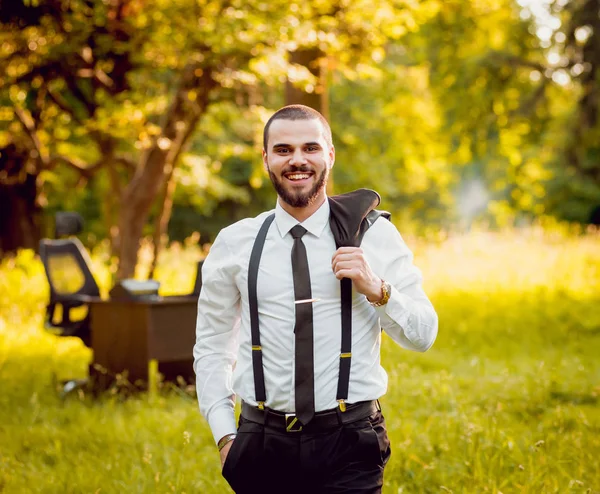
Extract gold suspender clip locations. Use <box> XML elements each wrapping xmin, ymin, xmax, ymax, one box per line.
<box><xmin>338</xmin><ymin>352</ymin><xmax>351</xmax><ymax>411</ymax></box>
<box><xmin>253</xmin><ymin>345</ymin><xmax>263</xmax><ymax>409</ymax></box>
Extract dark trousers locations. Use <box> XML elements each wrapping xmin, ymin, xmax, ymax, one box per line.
<box><xmin>221</xmin><ymin>409</ymin><xmax>391</xmax><ymax>494</ymax></box>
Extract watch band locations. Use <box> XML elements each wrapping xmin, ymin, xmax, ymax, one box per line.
<box><xmin>217</xmin><ymin>433</ymin><xmax>237</xmax><ymax>451</ymax></box>
<box><xmin>369</xmin><ymin>280</ymin><xmax>391</xmax><ymax>307</ymax></box>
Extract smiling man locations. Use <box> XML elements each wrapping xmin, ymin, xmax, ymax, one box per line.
<box><xmin>194</xmin><ymin>105</ymin><xmax>438</xmax><ymax>493</ymax></box>
<box><xmin>263</xmin><ymin>113</ymin><xmax>332</xmax><ymax>217</ymax></box>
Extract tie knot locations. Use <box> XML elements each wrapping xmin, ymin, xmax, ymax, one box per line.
<box><xmin>290</xmin><ymin>225</ymin><xmax>307</xmax><ymax>239</ymax></box>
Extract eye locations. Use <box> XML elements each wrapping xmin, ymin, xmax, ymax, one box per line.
<box><xmin>306</xmin><ymin>146</ymin><xmax>319</xmax><ymax>152</ymax></box>
<box><xmin>275</xmin><ymin>148</ymin><xmax>290</xmax><ymax>153</ymax></box>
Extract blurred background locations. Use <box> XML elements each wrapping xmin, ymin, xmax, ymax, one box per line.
<box><xmin>1</xmin><ymin>0</ymin><xmax>599</xmax><ymax>276</ymax></box>
<box><xmin>0</xmin><ymin>1</ymin><xmax>599</xmax><ymax>493</ymax></box>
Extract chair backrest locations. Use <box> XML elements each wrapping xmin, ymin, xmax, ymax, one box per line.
<box><xmin>191</xmin><ymin>260</ymin><xmax>204</xmax><ymax>296</ymax></box>
<box><xmin>55</xmin><ymin>212</ymin><xmax>84</xmax><ymax>237</ymax></box>
<box><xmin>39</xmin><ymin>238</ymin><xmax>100</xmax><ymax>299</ymax></box>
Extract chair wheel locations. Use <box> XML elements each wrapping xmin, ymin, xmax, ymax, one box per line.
<box><xmin>60</xmin><ymin>378</ymin><xmax>89</xmax><ymax>399</ymax></box>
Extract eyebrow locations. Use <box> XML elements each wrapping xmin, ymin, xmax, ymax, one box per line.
<box><xmin>272</xmin><ymin>142</ymin><xmax>322</xmax><ymax>148</ymax></box>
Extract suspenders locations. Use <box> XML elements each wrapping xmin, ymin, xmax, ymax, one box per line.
<box><xmin>334</xmin><ymin>209</ymin><xmax>388</xmax><ymax>411</ymax></box>
<box><xmin>247</xmin><ymin>213</ymin><xmax>275</xmax><ymax>410</ymax></box>
<box><xmin>336</xmin><ymin>276</ymin><xmax>352</xmax><ymax>411</ymax></box>
<box><xmin>247</xmin><ymin>209</ymin><xmax>388</xmax><ymax>413</ymax></box>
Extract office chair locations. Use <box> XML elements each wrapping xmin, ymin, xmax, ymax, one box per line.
<box><xmin>39</xmin><ymin>238</ymin><xmax>100</xmax><ymax>348</ymax></box>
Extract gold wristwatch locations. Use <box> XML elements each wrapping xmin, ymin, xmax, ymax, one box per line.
<box><xmin>369</xmin><ymin>280</ymin><xmax>391</xmax><ymax>307</ymax></box>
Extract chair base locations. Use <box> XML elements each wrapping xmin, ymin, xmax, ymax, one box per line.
<box><xmin>87</xmin><ymin>359</ymin><xmax>195</xmax><ymax>394</ymax></box>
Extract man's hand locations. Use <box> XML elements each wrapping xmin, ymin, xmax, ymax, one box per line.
<box><xmin>220</xmin><ymin>439</ymin><xmax>234</xmax><ymax>468</ymax></box>
<box><xmin>331</xmin><ymin>247</ymin><xmax>383</xmax><ymax>302</ymax></box>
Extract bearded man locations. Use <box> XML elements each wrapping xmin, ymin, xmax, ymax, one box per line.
<box><xmin>194</xmin><ymin>104</ymin><xmax>438</xmax><ymax>493</ymax></box>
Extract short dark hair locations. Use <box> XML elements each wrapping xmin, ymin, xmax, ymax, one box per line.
<box><xmin>263</xmin><ymin>104</ymin><xmax>332</xmax><ymax>151</ymax></box>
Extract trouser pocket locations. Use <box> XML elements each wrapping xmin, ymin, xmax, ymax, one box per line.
<box><xmin>221</xmin><ymin>420</ymin><xmax>265</xmax><ymax>493</ymax></box>
<box><xmin>368</xmin><ymin>411</ymin><xmax>391</xmax><ymax>466</ymax></box>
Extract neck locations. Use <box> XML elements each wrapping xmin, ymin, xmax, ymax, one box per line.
<box><xmin>279</xmin><ymin>193</ymin><xmax>327</xmax><ymax>223</ymax></box>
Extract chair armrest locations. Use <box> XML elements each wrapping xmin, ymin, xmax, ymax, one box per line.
<box><xmin>70</xmin><ymin>294</ymin><xmax>98</xmax><ymax>303</ymax></box>
<box><xmin>46</xmin><ymin>296</ymin><xmax>97</xmax><ymax>326</ymax></box>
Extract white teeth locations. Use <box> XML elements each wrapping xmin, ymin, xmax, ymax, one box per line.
<box><xmin>288</xmin><ymin>173</ymin><xmax>310</xmax><ymax>180</ymax></box>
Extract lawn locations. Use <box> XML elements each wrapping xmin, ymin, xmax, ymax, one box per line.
<box><xmin>1</xmin><ymin>226</ymin><xmax>599</xmax><ymax>493</ymax></box>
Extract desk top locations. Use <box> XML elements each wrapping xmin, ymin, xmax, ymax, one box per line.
<box><xmin>87</xmin><ymin>295</ymin><xmax>198</xmax><ymax>306</ymax></box>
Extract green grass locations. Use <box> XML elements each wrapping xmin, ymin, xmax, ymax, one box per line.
<box><xmin>1</xmin><ymin>228</ymin><xmax>599</xmax><ymax>493</ymax></box>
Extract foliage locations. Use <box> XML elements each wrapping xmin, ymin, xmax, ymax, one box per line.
<box><xmin>330</xmin><ymin>57</ymin><xmax>454</xmax><ymax>232</ymax></box>
<box><xmin>415</xmin><ymin>0</ymin><xmax>600</xmax><ymax>225</ymax></box>
<box><xmin>2</xmin><ymin>0</ymin><xmax>600</xmax><ymax>262</ymax></box>
<box><xmin>1</xmin><ymin>226</ymin><xmax>599</xmax><ymax>492</ymax></box>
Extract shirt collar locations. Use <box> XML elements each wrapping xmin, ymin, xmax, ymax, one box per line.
<box><xmin>275</xmin><ymin>198</ymin><xmax>330</xmax><ymax>238</ymax></box>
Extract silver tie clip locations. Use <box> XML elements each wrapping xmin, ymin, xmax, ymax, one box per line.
<box><xmin>295</xmin><ymin>298</ymin><xmax>320</xmax><ymax>304</ymax></box>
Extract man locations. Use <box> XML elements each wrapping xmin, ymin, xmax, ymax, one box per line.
<box><xmin>194</xmin><ymin>105</ymin><xmax>438</xmax><ymax>493</ymax></box>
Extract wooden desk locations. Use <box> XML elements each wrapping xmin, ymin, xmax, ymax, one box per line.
<box><xmin>89</xmin><ymin>296</ymin><xmax>197</xmax><ymax>387</ymax></box>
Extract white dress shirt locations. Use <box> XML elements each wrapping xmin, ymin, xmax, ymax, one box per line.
<box><xmin>194</xmin><ymin>199</ymin><xmax>438</xmax><ymax>444</ymax></box>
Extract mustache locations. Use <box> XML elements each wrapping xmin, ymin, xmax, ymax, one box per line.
<box><xmin>282</xmin><ymin>165</ymin><xmax>313</xmax><ymax>174</ymax></box>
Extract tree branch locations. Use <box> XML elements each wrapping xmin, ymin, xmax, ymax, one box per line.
<box><xmin>94</xmin><ymin>68</ymin><xmax>115</xmax><ymax>90</ymax></box>
<box><xmin>47</xmin><ymin>86</ymin><xmax>85</xmax><ymax>124</ymax></box>
<box><xmin>63</xmin><ymin>72</ymin><xmax>97</xmax><ymax>117</ymax></box>
<box><xmin>13</xmin><ymin>106</ymin><xmax>49</xmax><ymax>167</ymax></box>
<box><xmin>488</xmin><ymin>50</ymin><xmax>548</xmax><ymax>73</ymax></box>
<box><xmin>47</xmin><ymin>155</ymin><xmax>96</xmax><ymax>178</ymax></box>
<box><xmin>45</xmin><ymin>154</ymin><xmax>134</xmax><ymax>178</ymax></box>
<box><xmin>114</xmin><ymin>156</ymin><xmax>137</xmax><ymax>170</ymax></box>
<box><xmin>45</xmin><ymin>152</ymin><xmax>116</xmax><ymax>179</ymax></box>
<box><xmin>511</xmin><ymin>78</ymin><xmax>550</xmax><ymax>118</ymax></box>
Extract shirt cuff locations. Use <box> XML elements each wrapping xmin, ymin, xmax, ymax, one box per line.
<box><xmin>208</xmin><ymin>402</ymin><xmax>237</xmax><ymax>445</ymax></box>
<box><xmin>375</xmin><ymin>285</ymin><xmax>410</xmax><ymax>328</ymax></box>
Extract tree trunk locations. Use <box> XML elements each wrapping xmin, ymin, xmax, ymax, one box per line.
<box><xmin>285</xmin><ymin>48</ymin><xmax>330</xmax><ymax>119</ymax></box>
<box><xmin>285</xmin><ymin>48</ymin><xmax>333</xmax><ymax>193</ymax></box>
<box><xmin>116</xmin><ymin>65</ymin><xmax>215</xmax><ymax>280</ymax></box>
<box><xmin>148</xmin><ymin>166</ymin><xmax>177</xmax><ymax>279</ymax></box>
<box><xmin>105</xmin><ymin>163</ymin><xmax>123</xmax><ymax>258</ymax></box>
<box><xmin>0</xmin><ymin>174</ymin><xmax>42</xmax><ymax>255</ymax></box>
<box><xmin>0</xmin><ymin>145</ymin><xmax>42</xmax><ymax>256</ymax></box>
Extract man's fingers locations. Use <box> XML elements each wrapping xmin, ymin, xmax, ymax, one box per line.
<box><xmin>332</xmin><ymin>248</ymin><xmax>373</xmax><ymax>284</ymax></box>
<box><xmin>335</xmin><ymin>247</ymin><xmax>363</xmax><ymax>254</ymax></box>
<box><xmin>332</xmin><ymin>260</ymin><xmax>360</xmax><ymax>273</ymax></box>
<box><xmin>334</xmin><ymin>268</ymin><xmax>358</xmax><ymax>280</ymax></box>
<box><xmin>331</xmin><ymin>247</ymin><xmax>363</xmax><ymax>261</ymax></box>
<box><xmin>332</xmin><ymin>251</ymin><xmax>366</xmax><ymax>269</ymax></box>
<box><xmin>332</xmin><ymin>253</ymin><xmax>363</xmax><ymax>264</ymax></box>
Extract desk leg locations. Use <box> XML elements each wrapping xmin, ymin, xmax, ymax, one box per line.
<box><xmin>91</xmin><ymin>303</ymin><xmax>150</xmax><ymax>390</ymax></box>
<box><xmin>158</xmin><ymin>359</ymin><xmax>195</xmax><ymax>384</ymax></box>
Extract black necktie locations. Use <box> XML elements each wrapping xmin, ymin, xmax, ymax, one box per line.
<box><xmin>290</xmin><ymin>225</ymin><xmax>315</xmax><ymax>425</ymax></box>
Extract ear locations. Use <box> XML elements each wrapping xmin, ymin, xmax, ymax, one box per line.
<box><xmin>328</xmin><ymin>145</ymin><xmax>335</xmax><ymax>169</ymax></box>
<box><xmin>262</xmin><ymin>149</ymin><xmax>268</xmax><ymax>172</ymax></box>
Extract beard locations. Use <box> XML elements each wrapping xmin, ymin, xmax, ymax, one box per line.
<box><xmin>268</xmin><ymin>165</ymin><xmax>329</xmax><ymax>208</ymax></box>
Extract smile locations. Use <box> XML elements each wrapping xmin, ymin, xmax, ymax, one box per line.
<box><xmin>286</xmin><ymin>173</ymin><xmax>313</xmax><ymax>181</ymax></box>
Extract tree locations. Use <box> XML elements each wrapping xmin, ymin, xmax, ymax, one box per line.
<box><xmin>1</xmin><ymin>0</ymin><xmax>289</xmax><ymax>275</ymax></box>
<box><xmin>0</xmin><ymin>141</ymin><xmax>42</xmax><ymax>252</ymax></box>
<box><xmin>0</xmin><ymin>0</ymin><xmax>139</xmax><ymax>257</ymax></box>
<box><xmin>543</xmin><ymin>0</ymin><xmax>600</xmax><ymax>222</ymax></box>
<box><xmin>1</xmin><ymin>0</ymin><xmax>441</xmax><ymax>275</ymax></box>
<box><xmin>411</xmin><ymin>0</ymin><xmax>600</xmax><ymax>225</ymax></box>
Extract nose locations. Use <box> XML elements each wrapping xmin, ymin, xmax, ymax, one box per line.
<box><xmin>289</xmin><ymin>147</ymin><xmax>307</xmax><ymax>165</ymax></box>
